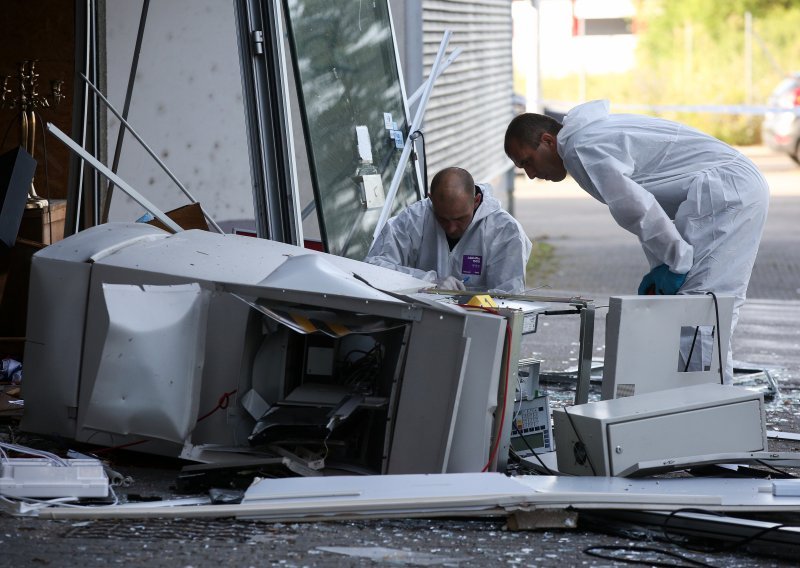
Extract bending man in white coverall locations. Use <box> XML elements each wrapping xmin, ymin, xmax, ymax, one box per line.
<box><xmin>365</xmin><ymin>167</ymin><xmax>532</xmax><ymax>294</ymax></box>
<box><xmin>504</xmin><ymin>100</ymin><xmax>769</xmax><ymax>383</ymax></box>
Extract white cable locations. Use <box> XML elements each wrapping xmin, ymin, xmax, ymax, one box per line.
<box><xmin>373</xmin><ymin>30</ymin><xmax>453</xmax><ymax>242</ymax></box>
<box><xmin>0</xmin><ymin>442</ymin><xmax>69</xmax><ymax>466</ymax></box>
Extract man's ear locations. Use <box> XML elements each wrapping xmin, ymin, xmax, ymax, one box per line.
<box><xmin>540</xmin><ymin>132</ymin><xmax>557</xmax><ymax>147</ymax></box>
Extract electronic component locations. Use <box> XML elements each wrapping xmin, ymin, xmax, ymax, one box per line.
<box><xmin>494</xmin><ymin>299</ymin><xmax>545</xmax><ymax>335</ymax></box>
<box><xmin>516</xmin><ymin>358</ymin><xmax>541</xmax><ymax>400</ymax></box>
<box><xmin>510</xmin><ymin>395</ymin><xmax>553</xmax><ymax>456</ymax></box>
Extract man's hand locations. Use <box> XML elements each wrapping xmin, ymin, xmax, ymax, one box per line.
<box><xmin>638</xmin><ymin>264</ymin><xmax>687</xmax><ymax>295</ymax></box>
<box><xmin>436</xmin><ymin>275</ymin><xmax>466</xmax><ymax>291</ymax></box>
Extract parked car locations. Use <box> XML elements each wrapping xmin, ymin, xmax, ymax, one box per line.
<box><xmin>762</xmin><ymin>73</ymin><xmax>800</xmax><ymax>164</ymax></box>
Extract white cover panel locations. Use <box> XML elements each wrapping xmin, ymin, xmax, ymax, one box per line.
<box><xmin>602</xmin><ymin>295</ymin><xmax>734</xmax><ymax>399</ymax></box>
<box><xmin>82</xmin><ymin>283</ymin><xmax>210</xmax><ymax>442</ymax></box>
<box><xmin>259</xmin><ymin>254</ymin><xmax>402</xmax><ymax>300</ymax></box>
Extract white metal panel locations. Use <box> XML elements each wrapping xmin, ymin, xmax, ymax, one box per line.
<box><xmin>446</xmin><ymin>311</ymin><xmax>505</xmax><ymax>472</ymax></box>
<box><xmin>33</xmin><ymin>474</ymin><xmax>800</xmax><ymax>520</ymax></box>
<box><xmin>104</xmin><ymin>0</ymin><xmax>254</xmax><ymax>225</ymax></box>
<box><xmin>606</xmin><ymin>400</ymin><xmax>766</xmax><ymax>476</ymax></box>
<box><xmin>422</xmin><ymin>0</ymin><xmax>514</xmax><ymax>184</ymax></box>
<box><xmin>80</xmin><ymin>283</ymin><xmax>210</xmax><ymax>442</ymax></box>
<box><xmin>20</xmin><ymin>224</ymin><xmax>169</xmax><ymax>439</ymax></box>
<box><xmin>602</xmin><ymin>295</ymin><xmax>734</xmax><ymax>399</ymax></box>
<box><xmin>388</xmin><ymin>309</ymin><xmax>470</xmax><ymax>474</ymax></box>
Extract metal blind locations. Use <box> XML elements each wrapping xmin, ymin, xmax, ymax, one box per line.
<box><xmin>422</xmin><ymin>0</ymin><xmax>513</xmax><ymax>186</ymax></box>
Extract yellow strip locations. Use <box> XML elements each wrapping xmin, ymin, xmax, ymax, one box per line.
<box><xmin>290</xmin><ymin>314</ymin><xmax>317</xmax><ymax>333</ymax></box>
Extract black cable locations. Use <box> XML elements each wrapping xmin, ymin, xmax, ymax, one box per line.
<box><xmin>510</xmin><ymin>410</ymin><xmax>554</xmax><ymax>475</ymax></box>
<box><xmin>409</xmin><ymin>130</ymin><xmax>428</xmax><ymax>197</ymax></box>
<box><xmin>583</xmin><ymin>545</ymin><xmax>717</xmax><ymax>567</ymax></box>
<box><xmin>662</xmin><ymin>507</ymin><xmax>794</xmax><ymax>555</ymax></box>
<box><xmin>704</xmin><ymin>291</ymin><xmax>724</xmax><ymax>384</ymax></box>
<box><xmin>754</xmin><ymin>459</ymin><xmax>796</xmax><ymax>478</ymax></box>
<box><xmin>684</xmin><ymin>326</ymin><xmax>700</xmax><ymax>372</ymax></box>
<box><xmin>340</xmin><ymin>343</ymin><xmax>383</xmax><ymax>392</ymax></box>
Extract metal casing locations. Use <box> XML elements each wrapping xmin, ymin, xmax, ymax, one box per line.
<box><xmin>553</xmin><ymin>384</ymin><xmax>767</xmax><ymax>476</ymax></box>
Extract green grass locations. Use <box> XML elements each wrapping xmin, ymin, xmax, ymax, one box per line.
<box><xmin>525</xmin><ymin>236</ymin><xmax>559</xmax><ymax>290</ymax></box>
<box><xmin>536</xmin><ymin>5</ymin><xmax>800</xmax><ymax>146</ymax></box>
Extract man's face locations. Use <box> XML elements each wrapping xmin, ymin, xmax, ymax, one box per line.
<box><xmin>506</xmin><ymin>133</ymin><xmax>567</xmax><ymax>182</ymax></box>
<box><xmin>431</xmin><ymin>189</ymin><xmax>480</xmax><ymax>240</ymax></box>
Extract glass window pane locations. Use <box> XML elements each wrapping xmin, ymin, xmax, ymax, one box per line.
<box><xmin>283</xmin><ymin>0</ymin><xmax>420</xmax><ymax>259</ymax></box>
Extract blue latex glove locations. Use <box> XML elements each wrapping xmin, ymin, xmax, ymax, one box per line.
<box><xmin>637</xmin><ymin>264</ymin><xmax>687</xmax><ymax>295</ymax></box>
<box><xmin>637</xmin><ymin>270</ymin><xmax>656</xmax><ymax>295</ymax></box>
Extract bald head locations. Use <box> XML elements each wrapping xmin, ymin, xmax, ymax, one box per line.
<box><xmin>429</xmin><ymin>167</ymin><xmax>480</xmax><ymax>240</ymax></box>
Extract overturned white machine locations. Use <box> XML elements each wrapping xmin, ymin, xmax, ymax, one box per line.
<box><xmin>20</xmin><ymin>222</ymin><xmax>539</xmax><ymax>475</ymax></box>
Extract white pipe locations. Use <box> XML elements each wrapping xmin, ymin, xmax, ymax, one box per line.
<box><xmin>80</xmin><ymin>74</ymin><xmax>225</xmax><ymax>234</ymax></box>
<box><xmin>406</xmin><ymin>46</ymin><xmax>462</xmax><ymax>109</ymax></box>
<box><xmin>47</xmin><ymin>122</ymin><xmax>183</xmax><ymax>233</ymax></box>
<box><xmin>373</xmin><ymin>30</ymin><xmax>452</xmax><ymax>242</ymax></box>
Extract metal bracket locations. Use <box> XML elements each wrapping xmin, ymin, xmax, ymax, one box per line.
<box><xmin>252</xmin><ymin>30</ymin><xmax>264</xmax><ymax>55</ymax></box>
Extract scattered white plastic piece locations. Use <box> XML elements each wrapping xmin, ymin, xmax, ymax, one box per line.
<box><xmin>0</xmin><ymin>458</ymin><xmax>109</xmax><ymax>498</ymax></box>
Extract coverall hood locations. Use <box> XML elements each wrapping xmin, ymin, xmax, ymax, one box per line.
<box><xmin>557</xmin><ymin>99</ymin><xmax>610</xmax><ymax>149</ymax></box>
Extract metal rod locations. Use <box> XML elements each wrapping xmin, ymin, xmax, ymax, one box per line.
<box><xmin>372</xmin><ymin>30</ymin><xmax>452</xmax><ymax>242</ymax></box>
<box><xmin>79</xmin><ymin>73</ymin><xmax>225</xmax><ymax>234</ymax></box>
<box><xmin>301</xmin><ymin>200</ymin><xmax>316</xmax><ymax>221</ymax></box>
<box><xmin>574</xmin><ymin>304</ymin><xmax>596</xmax><ymax>405</ymax></box>
<box><xmin>47</xmin><ymin>122</ymin><xmax>183</xmax><ymax>233</ymax></box>
<box><xmin>420</xmin><ymin>288</ymin><xmax>592</xmax><ymax>305</ymax></box>
<box><xmin>405</xmin><ymin>47</ymin><xmax>462</xmax><ymax>109</ymax></box>
<box><xmin>90</xmin><ymin>1</ymin><xmax>100</xmax><ymax>226</ymax></box>
<box><xmin>72</xmin><ymin>0</ymin><xmax>94</xmax><ymax>235</ymax></box>
<box><xmin>102</xmin><ymin>0</ymin><xmax>150</xmax><ymax>223</ymax></box>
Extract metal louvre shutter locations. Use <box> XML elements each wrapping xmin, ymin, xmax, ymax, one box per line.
<box><xmin>422</xmin><ymin>0</ymin><xmax>513</xmax><ymax>186</ymax></box>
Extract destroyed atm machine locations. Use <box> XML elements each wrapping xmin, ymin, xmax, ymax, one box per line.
<box><xmin>20</xmin><ymin>223</ymin><xmax>538</xmax><ymax>475</ymax></box>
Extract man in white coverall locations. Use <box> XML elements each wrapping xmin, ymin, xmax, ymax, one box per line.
<box><xmin>365</xmin><ymin>167</ymin><xmax>532</xmax><ymax>294</ymax></box>
<box><xmin>504</xmin><ymin>100</ymin><xmax>769</xmax><ymax>382</ymax></box>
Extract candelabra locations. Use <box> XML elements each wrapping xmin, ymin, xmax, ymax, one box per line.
<box><xmin>1</xmin><ymin>60</ymin><xmax>64</xmax><ymax>208</ymax></box>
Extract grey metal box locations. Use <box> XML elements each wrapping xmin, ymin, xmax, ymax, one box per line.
<box><xmin>553</xmin><ymin>384</ymin><xmax>767</xmax><ymax>476</ymax></box>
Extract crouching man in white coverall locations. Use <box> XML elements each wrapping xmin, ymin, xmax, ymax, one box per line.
<box><xmin>504</xmin><ymin>100</ymin><xmax>769</xmax><ymax>383</ymax></box>
<box><xmin>365</xmin><ymin>166</ymin><xmax>533</xmax><ymax>294</ymax></box>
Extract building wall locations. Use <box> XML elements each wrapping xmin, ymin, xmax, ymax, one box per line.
<box><xmin>104</xmin><ymin>0</ymin><xmax>254</xmax><ymax>226</ymax></box>
<box><xmin>420</xmin><ymin>0</ymin><xmax>515</xmax><ymax>190</ymax></box>
<box><xmin>538</xmin><ymin>0</ymin><xmax>637</xmax><ymax>79</ymax></box>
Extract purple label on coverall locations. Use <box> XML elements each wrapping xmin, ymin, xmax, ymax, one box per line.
<box><xmin>462</xmin><ymin>255</ymin><xmax>482</xmax><ymax>275</ymax></box>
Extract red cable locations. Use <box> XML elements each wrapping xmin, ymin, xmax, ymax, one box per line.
<box><xmin>90</xmin><ymin>389</ymin><xmax>239</xmax><ymax>455</ymax></box>
<box><xmin>196</xmin><ymin>389</ymin><xmax>238</xmax><ymax>422</ymax></box>
<box><xmin>482</xmin><ymin>322</ymin><xmax>512</xmax><ymax>472</ymax></box>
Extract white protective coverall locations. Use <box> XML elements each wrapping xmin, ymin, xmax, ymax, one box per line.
<box><xmin>558</xmin><ymin>100</ymin><xmax>769</xmax><ymax>381</ymax></box>
<box><xmin>365</xmin><ymin>184</ymin><xmax>532</xmax><ymax>293</ymax></box>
